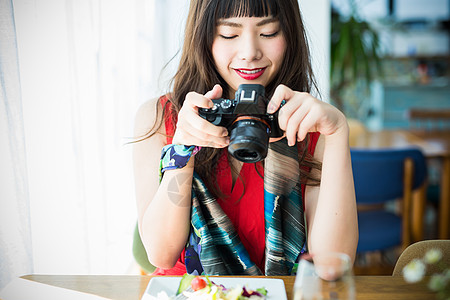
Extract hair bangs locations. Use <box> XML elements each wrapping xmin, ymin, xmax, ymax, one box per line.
<box><xmin>215</xmin><ymin>0</ymin><xmax>279</xmax><ymax>19</ymax></box>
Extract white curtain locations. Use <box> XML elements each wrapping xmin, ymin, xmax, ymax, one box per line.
<box><xmin>0</xmin><ymin>0</ymin><xmax>33</xmax><ymax>289</ymax></box>
<box><xmin>1</xmin><ymin>0</ymin><xmax>188</xmax><ymax>286</ymax></box>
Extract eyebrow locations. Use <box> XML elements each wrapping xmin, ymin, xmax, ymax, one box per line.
<box><xmin>217</xmin><ymin>17</ymin><xmax>278</xmax><ymax>28</ymax></box>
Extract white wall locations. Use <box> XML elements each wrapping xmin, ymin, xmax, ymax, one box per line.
<box><xmin>150</xmin><ymin>0</ymin><xmax>189</xmax><ymax>97</ymax></box>
<box><xmin>299</xmin><ymin>0</ymin><xmax>331</xmax><ymax>101</ymax></box>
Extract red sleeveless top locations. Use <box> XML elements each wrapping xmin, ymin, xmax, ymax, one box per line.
<box><xmin>152</xmin><ymin>97</ymin><xmax>320</xmax><ymax>275</ymax></box>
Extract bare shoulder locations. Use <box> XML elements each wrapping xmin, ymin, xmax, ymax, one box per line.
<box><xmin>133</xmin><ymin>97</ymin><xmax>165</xmax><ymax>139</ymax></box>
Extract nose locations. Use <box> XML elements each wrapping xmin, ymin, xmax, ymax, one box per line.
<box><xmin>237</xmin><ymin>34</ymin><xmax>262</xmax><ymax>62</ymax></box>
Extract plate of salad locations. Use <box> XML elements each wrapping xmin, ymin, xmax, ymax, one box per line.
<box><xmin>141</xmin><ymin>274</ymin><xmax>287</xmax><ymax>300</ymax></box>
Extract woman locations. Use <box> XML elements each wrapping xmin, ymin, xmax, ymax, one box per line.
<box><xmin>133</xmin><ymin>0</ymin><xmax>358</xmax><ymax>276</ymax></box>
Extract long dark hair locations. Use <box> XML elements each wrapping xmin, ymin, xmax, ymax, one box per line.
<box><xmin>152</xmin><ymin>0</ymin><xmax>321</xmax><ymax>197</ymax></box>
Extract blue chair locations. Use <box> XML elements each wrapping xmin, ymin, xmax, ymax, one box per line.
<box><xmin>350</xmin><ymin>148</ymin><xmax>427</xmax><ymax>253</ymax></box>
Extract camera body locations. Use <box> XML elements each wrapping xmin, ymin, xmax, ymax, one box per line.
<box><xmin>199</xmin><ymin>84</ymin><xmax>284</xmax><ymax>163</ymax></box>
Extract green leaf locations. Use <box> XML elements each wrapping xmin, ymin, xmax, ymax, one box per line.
<box><xmin>177</xmin><ymin>273</ymin><xmax>196</xmax><ymax>294</ymax></box>
<box><xmin>256</xmin><ymin>287</ymin><xmax>268</xmax><ymax>296</ymax></box>
<box><xmin>205</xmin><ymin>274</ymin><xmax>212</xmax><ymax>287</ymax></box>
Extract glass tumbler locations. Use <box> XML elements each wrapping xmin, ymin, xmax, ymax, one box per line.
<box><xmin>293</xmin><ymin>252</ymin><xmax>356</xmax><ymax>300</ymax></box>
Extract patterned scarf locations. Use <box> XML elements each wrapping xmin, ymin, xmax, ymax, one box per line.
<box><xmin>183</xmin><ymin>138</ymin><xmax>306</xmax><ymax>276</ymax></box>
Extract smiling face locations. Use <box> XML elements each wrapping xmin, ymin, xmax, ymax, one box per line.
<box><xmin>212</xmin><ymin>16</ymin><xmax>287</xmax><ymax>95</ymax></box>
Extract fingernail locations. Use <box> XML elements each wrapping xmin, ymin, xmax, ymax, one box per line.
<box><xmin>222</xmin><ymin>129</ymin><xmax>228</xmax><ymax>136</ymax></box>
<box><xmin>267</xmin><ymin>103</ymin><xmax>276</xmax><ymax>114</ymax></box>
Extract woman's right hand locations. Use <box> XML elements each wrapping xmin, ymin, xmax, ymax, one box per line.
<box><xmin>172</xmin><ymin>84</ymin><xmax>230</xmax><ymax>148</ymax></box>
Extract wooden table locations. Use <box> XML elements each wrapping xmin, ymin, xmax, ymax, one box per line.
<box><xmin>350</xmin><ymin>129</ymin><xmax>450</xmax><ymax>239</ymax></box>
<box><xmin>21</xmin><ymin>274</ymin><xmax>435</xmax><ymax>300</ymax></box>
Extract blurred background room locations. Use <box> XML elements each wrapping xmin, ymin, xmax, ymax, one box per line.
<box><xmin>330</xmin><ymin>0</ymin><xmax>450</xmax><ymax>275</ymax></box>
<box><xmin>331</xmin><ymin>0</ymin><xmax>449</xmax><ymax>128</ymax></box>
<box><xmin>1</xmin><ymin>0</ymin><xmax>449</xmax><ymax>289</ymax></box>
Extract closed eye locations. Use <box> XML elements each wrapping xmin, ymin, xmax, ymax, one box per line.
<box><xmin>219</xmin><ymin>35</ymin><xmax>238</xmax><ymax>40</ymax></box>
<box><xmin>261</xmin><ymin>31</ymin><xmax>279</xmax><ymax>38</ymax></box>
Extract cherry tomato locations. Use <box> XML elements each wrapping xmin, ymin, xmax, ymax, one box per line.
<box><xmin>190</xmin><ymin>276</ymin><xmax>207</xmax><ymax>291</ymax></box>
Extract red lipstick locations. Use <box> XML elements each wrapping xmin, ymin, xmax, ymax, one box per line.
<box><xmin>234</xmin><ymin>68</ymin><xmax>266</xmax><ymax>80</ymax></box>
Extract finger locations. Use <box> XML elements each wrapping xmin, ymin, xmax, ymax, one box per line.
<box><xmin>184</xmin><ymin>91</ymin><xmax>214</xmax><ymax>110</ymax></box>
<box><xmin>296</xmin><ymin>110</ymin><xmax>318</xmax><ymax>142</ymax></box>
<box><xmin>277</xmin><ymin>92</ymin><xmax>310</xmax><ymax>131</ymax></box>
<box><xmin>204</xmin><ymin>84</ymin><xmax>223</xmax><ymax>100</ymax></box>
<box><xmin>179</xmin><ymin>120</ymin><xmax>228</xmax><ymax>142</ymax></box>
<box><xmin>267</xmin><ymin>84</ymin><xmax>294</xmax><ymax>114</ymax></box>
<box><xmin>284</xmin><ymin>105</ymin><xmax>309</xmax><ymax>146</ymax></box>
<box><xmin>177</xmin><ymin>108</ymin><xmax>228</xmax><ymax>138</ymax></box>
<box><xmin>174</xmin><ymin>128</ymin><xmax>229</xmax><ymax>148</ymax></box>
<box><xmin>278</xmin><ymin>100</ymin><xmax>300</xmax><ymax>131</ymax></box>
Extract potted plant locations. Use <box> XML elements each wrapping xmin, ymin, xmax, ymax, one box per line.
<box><xmin>330</xmin><ymin>0</ymin><xmax>384</xmax><ymax>119</ymax></box>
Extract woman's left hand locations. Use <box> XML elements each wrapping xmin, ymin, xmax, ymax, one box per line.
<box><xmin>267</xmin><ymin>84</ymin><xmax>347</xmax><ymax>146</ymax></box>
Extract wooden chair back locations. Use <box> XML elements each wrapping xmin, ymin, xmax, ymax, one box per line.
<box><xmin>392</xmin><ymin>239</ymin><xmax>450</xmax><ymax>276</ymax></box>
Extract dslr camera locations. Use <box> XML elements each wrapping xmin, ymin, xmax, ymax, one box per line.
<box><xmin>199</xmin><ymin>84</ymin><xmax>284</xmax><ymax>163</ymax></box>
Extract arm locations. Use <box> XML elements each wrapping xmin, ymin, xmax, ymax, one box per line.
<box><xmin>267</xmin><ymin>85</ymin><xmax>358</xmax><ymax>263</ymax></box>
<box><xmin>305</xmin><ymin>127</ymin><xmax>358</xmax><ymax>264</ymax></box>
<box><xmin>133</xmin><ymin>98</ymin><xmax>193</xmax><ymax>269</ymax></box>
<box><xmin>133</xmin><ymin>85</ymin><xmax>229</xmax><ymax>269</ymax></box>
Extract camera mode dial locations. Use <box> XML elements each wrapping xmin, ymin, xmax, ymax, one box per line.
<box><xmin>220</xmin><ymin>99</ymin><xmax>233</xmax><ymax>113</ymax></box>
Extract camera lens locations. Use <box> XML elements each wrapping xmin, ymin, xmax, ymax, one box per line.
<box><xmin>228</xmin><ymin>116</ymin><xmax>270</xmax><ymax>163</ymax></box>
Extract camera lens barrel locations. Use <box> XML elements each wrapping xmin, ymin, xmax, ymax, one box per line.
<box><xmin>228</xmin><ymin>117</ymin><xmax>270</xmax><ymax>163</ymax></box>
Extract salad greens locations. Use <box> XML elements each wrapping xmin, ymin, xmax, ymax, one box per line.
<box><xmin>174</xmin><ymin>274</ymin><xmax>268</xmax><ymax>300</ymax></box>
<box><xmin>177</xmin><ymin>274</ymin><xmax>197</xmax><ymax>295</ymax></box>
